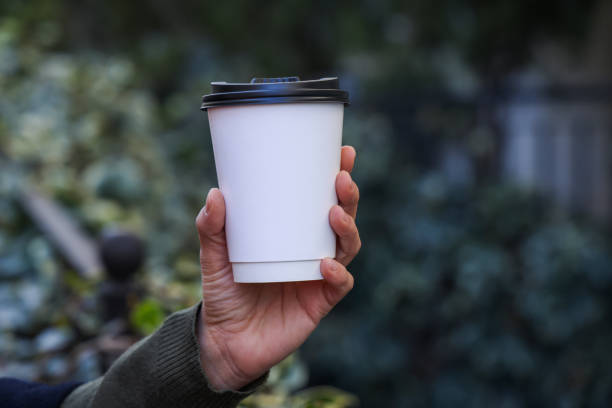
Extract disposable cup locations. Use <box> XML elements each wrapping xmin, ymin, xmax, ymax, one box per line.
<box><xmin>201</xmin><ymin>77</ymin><xmax>349</xmax><ymax>282</ymax></box>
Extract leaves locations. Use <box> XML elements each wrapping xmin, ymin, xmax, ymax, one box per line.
<box><xmin>129</xmin><ymin>298</ymin><xmax>166</xmax><ymax>336</ymax></box>
<box><xmin>1</xmin><ymin>2</ymin><xmax>611</xmax><ymax>406</ymax></box>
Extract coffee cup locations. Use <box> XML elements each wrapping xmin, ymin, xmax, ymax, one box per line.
<box><xmin>201</xmin><ymin>77</ymin><xmax>349</xmax><ymax>282</ymax></box>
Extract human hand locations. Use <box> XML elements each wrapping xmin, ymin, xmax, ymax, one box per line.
<box><xmin>195</xmin><ymin>145</ymin><xmax>361</xmax><ymax>391</ymax></box>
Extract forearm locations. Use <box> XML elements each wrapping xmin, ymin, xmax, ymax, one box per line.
<box><xmin>62</xmin><ymin>304</ymin><xmax>267</xmax><ymax>408</ymax></box>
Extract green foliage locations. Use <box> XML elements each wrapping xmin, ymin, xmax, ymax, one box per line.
<box><xmin>1</xmin><ymin>1</ymin><xmax>611</xmax><ymax>406</ymax></box>
<box><xmin>240</xmin><ymin>355</ymin><xmax>358</xmax><ymax>408</ymax></box>
<box><xmin>130</xmin><ymin>298</ymin><xmax>166</xmax><ymax>336</ymax></box>
<box><xmin>291</xmin><ymin>387</ymin><xmax>359</xmax><ymax>408</ymax></box>
<box><xmin>301</xmin><ymin>177</ymin><xmax>612</xmax><ymax>406</ymax></box>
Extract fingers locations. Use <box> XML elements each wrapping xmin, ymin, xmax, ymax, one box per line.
<box><xmin>329</xmin><ymin>205</ymin><xmax>361</xmax><ymax>266</ymax></box>
<box><xmin>320</xmin><ymin>258</ymin><xmax>354</xmax><ymax>310</ymax></box>
<box><xmin>335</xmin><ymin>170</ymin><xmax>359</xmax><ymax>219</ymax></box>
<box><xmin>196</xmin><ymin>188</ymin><xmax>230</xmax><ymax>274</ymax></box>
<box><xmin>336</xmin><ymin>145</ymin><xmax>360</xmax><ymax>264</ymax></box>
<box><xmin>340</xmin><ymin>145</ymin><xmax>356</xmax><ymax>173</ymax></box>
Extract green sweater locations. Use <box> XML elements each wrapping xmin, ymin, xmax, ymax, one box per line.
<box><xmin>61</xmin><ymin>304</ymin><xmax>267</xmax><ymax>408</ymax></box>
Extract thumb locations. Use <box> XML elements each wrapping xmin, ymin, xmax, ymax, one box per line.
<box><xmin>196</xmin><ymin>188</ymin><xmax>230</xmax><ymax>274</ymax></box>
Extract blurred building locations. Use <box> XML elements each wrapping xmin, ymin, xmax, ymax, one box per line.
<box><xmin>499</xmin><ymin>1</ymin><xmax>612</xmax><ymax>220</ymax></box>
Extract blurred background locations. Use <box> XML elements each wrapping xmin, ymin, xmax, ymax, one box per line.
<box><xmin>1</xmin><ymin>0</ymin><xmax>612</xmax><ymax>407</ymax></box>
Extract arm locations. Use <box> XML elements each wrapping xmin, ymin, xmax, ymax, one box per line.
<box><xmin>62</xmin><ymin>304</ymin><xmax>266</xmax><ymax>408</ymax></box>
<box><xmin>62</xmin><ymin>145</ymin><xmax>361</xmax><ymax>406</ymax></box>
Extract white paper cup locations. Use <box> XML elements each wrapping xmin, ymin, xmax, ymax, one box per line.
<box><xmin>202</xmin><ymin>77</ymin><xmax>348</xmax><ymax>282</ymax></box>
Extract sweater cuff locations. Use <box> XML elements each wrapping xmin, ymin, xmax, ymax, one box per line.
<box><xmin>154</xmin><ymin>303</ymin><xmax>268</xmax><ymax>407</ymax></box>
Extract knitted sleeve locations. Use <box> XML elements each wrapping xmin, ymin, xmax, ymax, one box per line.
<box><xmin>61</xmin><ymin>303</ymin><xmax>267</xmax><ymax>408</ymax></box>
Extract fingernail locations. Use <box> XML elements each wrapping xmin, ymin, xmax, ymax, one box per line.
<box><xmin>344</xmin><ymin>172</ymin><xmax>354</xmax><ymax>190</ymax></box>
<box><xmin>335</xmin><ymin>206</ymin><xmax>347</xmax><ymax>223</ymax></box>
<box><xmin>204</xmin><ymin>189</ymin><xmax>213</xmax><ymax>215</ymax></box>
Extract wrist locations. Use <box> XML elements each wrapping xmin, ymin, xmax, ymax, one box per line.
<box><xmin>197</xmin><ymin>306</ymin><xmax>251</xmax><ymax>391</ymax></box>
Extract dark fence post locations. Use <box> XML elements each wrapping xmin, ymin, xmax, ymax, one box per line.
<box><xmin>98</xmin><ymin>232</ymin><xmax>145</xmax><ymax>323</ymax></box>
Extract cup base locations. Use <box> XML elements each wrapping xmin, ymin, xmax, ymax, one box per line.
<box><xmin>232</xmin><ymin>259</ymin><xmax>324</xmax><ymax>283</ymax></box>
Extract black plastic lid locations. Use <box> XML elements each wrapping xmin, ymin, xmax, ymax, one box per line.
<box><xmin>200</xmin><ymin>76</ymin><xmax>349</xmax><ymax>110</ymax></box>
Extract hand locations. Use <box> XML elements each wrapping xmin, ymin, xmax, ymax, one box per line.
<box><xmin>195</xmin><ymin>145</ymin><xmax>361</xmax><ymax>391</ymax></box>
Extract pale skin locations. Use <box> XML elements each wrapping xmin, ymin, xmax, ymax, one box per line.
<box><xmin>195</xmin><ymin>145</ymin><xmax>362</xmax><ymax>391</ymax></box>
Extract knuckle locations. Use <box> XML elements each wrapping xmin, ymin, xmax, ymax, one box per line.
<box><xmin>353</xmin><ymin>183</ymin><xmax>360</xmax><ymax>203</ymax></box>
<box><xmin>349</xmin><ymin>216</ymin><xmax>358</xmax><ymax>231</ymax></box>
<box><xmin>347</xmin><ymin>273</ymin><xmax>355</xmax><ymax>291</ymax></box>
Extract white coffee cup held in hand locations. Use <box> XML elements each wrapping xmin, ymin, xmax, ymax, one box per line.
<box><xmin>201</xmin><ymin>77</ymin><xmax>349</xmax><ymax>283</ymax></box>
